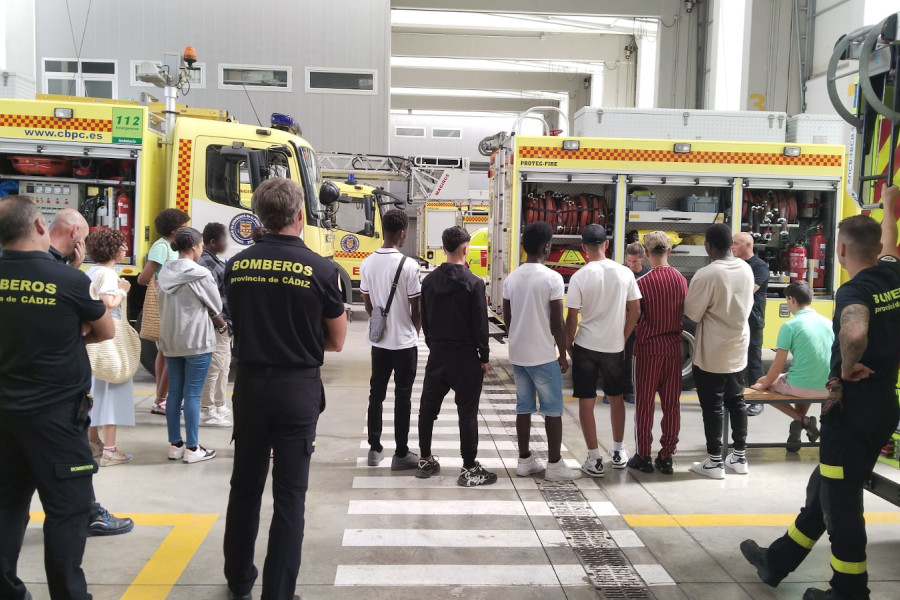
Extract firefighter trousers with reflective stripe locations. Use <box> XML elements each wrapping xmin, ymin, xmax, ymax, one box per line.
<box><xmin>0</xmin><ymin>394</ymin><xmax>95</xmax><ymax>600</ymax></box>
<box><xmin>766</xmin><ymin>407</ymin><xmax>896</xmax><ymax>600</ymax></box>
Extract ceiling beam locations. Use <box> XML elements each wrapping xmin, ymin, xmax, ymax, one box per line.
<box><xmin>391</xmin><ymin>95</ymin><xmax>559</xmax><ymax>113</ymax></box>
<box><xmin>390</xmin><ymin>0</ymin><xmax>677</xmax><ymax>19</ymax></box>
<box><xmin>392</xmin><ymin>31</ymin><xmax>626</xmax><ymax>61</ymax></box>
<box><xmin>392</xmin><ymin>67</ymin><xmax>592</xmax><ymax>93</ymax></box>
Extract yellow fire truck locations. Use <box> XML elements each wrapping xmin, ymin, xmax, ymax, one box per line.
<box><xmin>0</xmin><ymin>51</ymin><xmax>342</xmax><ymax>369</ymax></box>
<box><xmin>485</xmin><ymin>107</ymin><xmax>849</xmax><ymax>388</ymax></box>
<box><xmin>319</xmin><ymin>152</ymin><xmax>482</xmax><ymax>294</ymax></box>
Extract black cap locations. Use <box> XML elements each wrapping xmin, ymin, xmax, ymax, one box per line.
<box><xmin>582</xmin><ymin>224</ymin><xmax>607</xmax><ymax>245</ymax></box>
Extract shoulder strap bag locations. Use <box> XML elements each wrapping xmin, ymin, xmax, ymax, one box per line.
<box><xmin>368</xmin><ymin>256</ymin><xmax>408</xmax><ymax>344</ymax></box>
<box><xmin>88</xmin><ymin>282</ymin><xmax>142</xmax><ymax>384</ymax></box>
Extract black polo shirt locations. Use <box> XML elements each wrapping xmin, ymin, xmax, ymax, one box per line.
<box><xmin>0</xmin><ymin>249</ymin><xmax>106</xmax><ymax>413</ymax></box>
<box><xmin>830</xmin><ymin>255</ymin><xmax>900</xmax><ymax>388</ymax></box>
<box><xmin>746</xmin><ymin>254</ymin><xmax>768</xmax><ymax>329</ymax></box>
<box><xmin>225</xmin><ymin>233</ymin><xmax>344</xmax><ymax>368</ymax></box>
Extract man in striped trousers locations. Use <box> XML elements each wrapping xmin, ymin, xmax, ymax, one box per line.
<box><xmin>627</xmin><ymin>231</ymin><xmax>688</xmax><ymax>475</ymax></box>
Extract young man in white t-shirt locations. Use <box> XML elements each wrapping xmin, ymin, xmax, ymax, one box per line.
<box><xmin>684</xmin><ymin>223</ymin><xmax>755</xmax><ymax>479</ymax></box>
<box><xmin>565</xmin><ymin>225</ymin><xmax>641</xmax><ymax>476</ymax></box>
<box><xmin>360</xmin><ymin>210</ymin><xmax>422</xmax><ymax>470</ymax></box>
<box><xmin>502</xmin><ymin>221</ymin><xmax>581</xmax><ymax>481</ymax></box>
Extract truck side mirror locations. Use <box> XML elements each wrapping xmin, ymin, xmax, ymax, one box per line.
<box><xmin>320</xmin><ymin>181</ymin><xmax>340</xmax><ymax>205</ymax></box>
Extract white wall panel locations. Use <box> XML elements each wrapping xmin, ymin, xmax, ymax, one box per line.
<box><xmin>32</xmin><ymin>0</ymin><xmax>389</xmax><ymax>153</ymax></box>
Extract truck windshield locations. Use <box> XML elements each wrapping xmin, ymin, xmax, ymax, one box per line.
<box><xmin>296</xmin><ymin>144</ymin><xmax>325</xmax><ymax>228</ymax></box>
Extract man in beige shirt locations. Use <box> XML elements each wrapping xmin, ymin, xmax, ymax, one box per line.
<box><xmin>684</xmin><ymin>223</ymin><xmax>755</xmax><ymax>479</ymax></box>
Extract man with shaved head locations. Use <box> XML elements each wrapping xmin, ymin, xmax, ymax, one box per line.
<box><xmin>43</xmin><ymin>208</ymin><xmax>134</xmax><ymax>538</ymax></box>
<box><xmin>732</xmin><ymin>231</ymin><xmax>769</xmax><ymax>416</ymax></box>
<box><xmin>48</xmin><ymin>208</ymin><xmax>90</xmax><ymax>268</ymax></box>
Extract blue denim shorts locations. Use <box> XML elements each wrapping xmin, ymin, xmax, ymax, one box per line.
<box><xmin>512</xmin><ymin>361</ymin><xmax>564</xmax><ymax>417</ymax></box>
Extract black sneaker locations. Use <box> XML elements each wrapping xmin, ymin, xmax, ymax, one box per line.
<box><xmin>626</xmin><ymin>454</ymin><xmax>654</xmax><ymax>473</ymax></box>
<box><xmin>654</xmin><ymin>453</ymin><xmax>674</xmax><ymax>475</ymax></box>
<box><xmin>415</xmin><ymin>456</ymin><xmax>440</xmax><ymax>479</ymax></box>
<box><xmin>802</xmin><ymin>588</ymin><xmax>834</xmax><ymax>600</ymax></box>
<box><xmin>787</xmin><ymin>420</ymin><xmax>803</xmax><ymax>452</ymax></box>
<box><xmin>457</xmin><ymin>462</ymin><xmax>498</xmax><ymax>487</ymax></box>
<box><xmin>87</xmin><ymin>507</ymin><xmax>134</xmax><ymax>537</ymax></box>
<box><xmin>740</xmin><ymin>539</ymin><xmax>784</xmax><ymax>587</ymax></box>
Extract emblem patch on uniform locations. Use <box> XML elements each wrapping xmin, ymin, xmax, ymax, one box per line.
<box><xmin>89</xmin><ymin>280</ymin><xmax>101</xmax><ymax>301</ymax></box>
<box><xmin>229</xmin><ymin>213</ymin><xmax>262</xmax><ymax>246</ymax></box>
<box><xmin>340</xmin><ymin>234</ymin><xmax>360</xmax><ymax>253</ymax></box>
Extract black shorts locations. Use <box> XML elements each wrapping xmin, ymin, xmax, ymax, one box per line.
<box><xmin>572</xmin><ymin>344</ymin><xmax>626</xmax><ymax>398</ymax></box>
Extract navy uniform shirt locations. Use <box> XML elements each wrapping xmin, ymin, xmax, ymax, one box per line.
<box><xmin>746</xmin><ymin>254</ymin><xmax>769</xmax><ymax>329</ymax></box>
<box><xmin>225</xmin><ymin>233</ymin><xmax>344</xmax><ymax>368</ymax></box>
<box><xmin>830</xmin><ymin>255</ymin><xmax>900</xmax><ymax>389</ymax></box>
<box><xmin>0</xmin><ymin>249</ymin><xmax>106</xmax><ymax>412</ymax></box>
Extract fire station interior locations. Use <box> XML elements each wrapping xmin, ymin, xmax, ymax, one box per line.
<box><xmin>4</xmin><ymin>2</ymin><xmax>900</xmax><ymax>600</ymax></box>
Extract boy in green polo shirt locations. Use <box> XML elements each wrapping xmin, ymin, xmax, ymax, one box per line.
<box><xmin>750</xmin><ymin>281</ymin><xmax>834</xmax><ymax>451</ymax></box>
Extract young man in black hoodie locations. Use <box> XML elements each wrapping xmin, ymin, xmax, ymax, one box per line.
<box><xmin>415</xmin><ymin>226</ymin><xmax>496</xmax><ymax>487</ymax></box>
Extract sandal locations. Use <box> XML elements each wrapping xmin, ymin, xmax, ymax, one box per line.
<box><xmin>151</xmin><ymin>399</ymin><xmax>167</xmax><ymax>415</ymax></box>
<box><xmin>100</xmin><ymin>446</ymin><xmax>134</xmax><ymax>467</ymax></box>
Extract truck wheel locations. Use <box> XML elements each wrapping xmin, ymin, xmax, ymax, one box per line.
<box><xmin>681</xmin><ymin>316</ymin><xmax>697</xmax><ymax>391</ymax></box>
<box><xmin>135</xmin><ymin>310</ymin><xmax>157</xmax><ymax>377</ymax></box>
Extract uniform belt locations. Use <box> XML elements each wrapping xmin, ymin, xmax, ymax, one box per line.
<box><xmin>237</xmin><ymin>365</ymin><xmax>320</xmax><ymax>377</ymax></box>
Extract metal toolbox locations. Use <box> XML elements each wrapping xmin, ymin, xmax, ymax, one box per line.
<box><xmin>680</xmin><ymin>194</ymin><xmax>719</xmax><ymax>213</ymax></box>
<box><xmin>626</xmin><ymin>193</ymin><xmax>657</xmax><ymax>212</ymax></box>
<box><xmin>573</xmin><ymin>107</ymin><xmax>788</xmax><ymax>142</ymax></box>
<box><xmin>786</xmin><ymin>114</ymin><xmax>851</xmax><ymax>147</ymax></box>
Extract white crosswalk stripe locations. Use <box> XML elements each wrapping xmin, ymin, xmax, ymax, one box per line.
<box><xmin>358</xmin><ymin>440</ymin><xmax>566</xmax><ymax>452</ymax></box>
<box><xmin>341</xmin><ymin>366</ymin><xmax>592</xmax><ymax>592</ymax></box>
<box><xmin>334</xmin><ymin>564</ymin><xmax>588</xmax><ymax>587</ymax></box>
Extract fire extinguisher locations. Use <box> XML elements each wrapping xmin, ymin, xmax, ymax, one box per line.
<box><xmin>810</xmin><ymin>222</ymin><xmax>826</xmax><ymax>288</ymax></box>
<box><xmin>789</xmin><ymin>244</ymin><xmax>807</xmax><ymax>282</ymax></box>
<box><xmin>115</xmin><ymin>186</ymin><xmax>133</xmax><ymax>253</ymax></box>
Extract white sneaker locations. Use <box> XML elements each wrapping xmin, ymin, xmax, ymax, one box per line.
<box><xmin>725</xmin><ymin>453</ymin><xmax>749</xmax><ymax>475</ymax></box>
<box><xmin>691</xmin><ymin>457</ymin><xmax>726</xmax><ymax>479</ymax></box>
<box><xmin>183</xmin><ymin>446</ymin><xmax>216</xmax><ymax>464</ymax></box>
<box><xmin>516</xmin><ymin>453</ymin><xmax>544</xmax><ymax>476</ymax></box>
<box><xmin>215</xmin><ymin>406</ymin><xmax>232</xmax><ymax>419</ymax></box>
<box><xmin>200</xmin><ymin>414</ymin><xmax>232</xmax><ymax>427</ymax></box>
<box><xmin>545</xmin><ymin>459</ymin><xmax>582</xmax><ymax>481</ymax></box>
<box><xmin>168</xmin><ymin>444</ymin><xmax>185</xmax><ymax>461</ymax></box>
<box><xmin>581</xmin><ymin>456</ymin><xmax>605</xmax><ymax>477</ymax></box>
<box><xmin>610</xmin><ymin>449</ymin><xmax>629</xmax><ymax>469</ymax></box>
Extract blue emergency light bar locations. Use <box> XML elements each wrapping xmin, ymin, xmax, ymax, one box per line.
<box><xmin>270</xmin><ymin>113</ymin><xmax>301</xmax><ymax>136</ymax></box>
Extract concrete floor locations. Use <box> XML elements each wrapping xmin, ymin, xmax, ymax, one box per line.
<box><xmin>19</xmin><ymin>307</ymin><xmax>900</xmax><ymax>600</ymax></box>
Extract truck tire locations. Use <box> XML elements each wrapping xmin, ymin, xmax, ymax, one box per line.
<box><xmin>135</xmin><ymin>310</ymin><xmax>157</xmax><ymax>377</ymax></box>
<box><xmin>681</xmin><ymin>316</ymin><xmax>697</xmax><ymax>391</ymax></box>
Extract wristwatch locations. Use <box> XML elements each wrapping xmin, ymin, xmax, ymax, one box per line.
<box><xmin>217</xmin><ymin>325</ymin><xmax>228</xmax><ymax>334</ymax></box>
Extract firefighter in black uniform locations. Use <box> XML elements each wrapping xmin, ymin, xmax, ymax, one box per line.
<box><xmin>222</xmin><ymin>178</ymin><xmax>347</xmax><ymax>600</ymax></box>
<box><xmin>741</xmin><ymin>184</ymin><xmax>900</xmax><ymax>600</ymax></box>
<box><xmin>0</xmin><ymin>196</ymin><xmax>114</xmax><ymax>600</ymax></box>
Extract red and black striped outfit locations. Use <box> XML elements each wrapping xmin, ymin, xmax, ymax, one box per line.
<box><xmin>633</xmin><ymin>266</ymin><xmax>688</xmax><ymax>458</ymax></box>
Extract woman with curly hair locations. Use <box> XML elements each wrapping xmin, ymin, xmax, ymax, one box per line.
<box><xmin>85</xmin><ymin>228</ymin><xmax>135</xmax><ymax>466</ymax></box>
<box><xmin>137</xmin><ymin>208</ymin><xmax>190</xmax><ymax>415</ymax></box>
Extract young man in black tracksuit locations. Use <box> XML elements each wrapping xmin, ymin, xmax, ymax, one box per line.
<box><xmin>416</xmin><ymin>226</ymin><xmax>496</xmax><ymax>487</ymax></box>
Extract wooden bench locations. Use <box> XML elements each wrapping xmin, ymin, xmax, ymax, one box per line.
<box><xmin>721</xmin><ymin>388</ymin><xmax>827</xmax><ymax>452</ymax></box>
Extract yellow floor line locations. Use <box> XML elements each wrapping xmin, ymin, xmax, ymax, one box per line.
<box><xmin>623</xmin><ymin>512</ymin><xmax>900</xmax><ymax>527</ymax></box>
<box><xmin>30</xmin><ymin>512</ymin><xmax>218</xmax><ymax>600</ymax></box>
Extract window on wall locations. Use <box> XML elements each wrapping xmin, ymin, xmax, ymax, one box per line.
<box><xmin>130</xmin><ymin>60</ymin><xmax>206</xmax><ymax>89</ymax></box>
<box><xmin>219</xmin><ymin>65</ymin><xmax>291</xmax><ymax>91</ymax></box>
<box><xmin>305</xmin><ymin>67</ymin><xmax>377</xmax><ymax>94</ymax></box>
<box><xmin>395</xmin><ymin>126</ymin><xmax>425</xmax><ymax>138</ymax></box>
<box><xmin>43</xmin><ymin>59</ymin><xmax>117</xmax><ymax>99</ymax></box>
<box><xmin>432</xmin><ymin>128</ymin><xmax>461</xmax><ymax>139</ymax></box>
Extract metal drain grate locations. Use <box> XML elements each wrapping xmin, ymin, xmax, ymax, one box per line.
<box><xmin>484</xmin><ymin>379</ymin><xmax>654</xmax><ymax>599</ymax></box>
